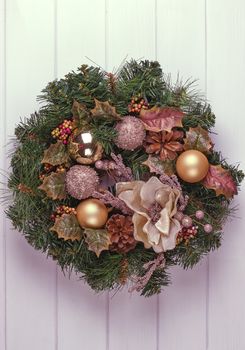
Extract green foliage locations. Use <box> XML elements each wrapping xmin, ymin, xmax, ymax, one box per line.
<box><xmin>3</xmin><ymin>59</ymin><xmax>244</xmax><ymax>297</ymax></box>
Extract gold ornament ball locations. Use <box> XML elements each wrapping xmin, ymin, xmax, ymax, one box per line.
<box><xmin>176</xmin><ymin>150</ymin><xmax>209</xmax><ymax>183</ymax></box>
<box><xmin>76</xmin><ymin>199</ymin><xmax>108</xmax><ymax>229</ymax></box>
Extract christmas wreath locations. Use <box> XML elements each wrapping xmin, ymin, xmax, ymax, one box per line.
<box><xmin>5</xmin><ymin>60</ymin><xmax>244</xmax><ymax>296</ymax></box>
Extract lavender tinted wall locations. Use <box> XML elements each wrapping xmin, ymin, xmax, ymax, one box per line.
<box><xmin>0</xmin><ymin>0</ymin><xmax>245</xmax><ymax>349</ymax></box>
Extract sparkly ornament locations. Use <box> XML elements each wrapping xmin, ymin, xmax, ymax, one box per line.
<box><xmin>128</xmin><ymin>95</ymin><xmax>149</xmax><ymax>114</ymax></box>
<box><xmin>51</xmin><ymin>119</ymin><xmax>73</xmax><ymax>145</ymax></box>
<box><xmin>176</xmin><ymin>150</ymin><xmax>209</xmax><ymax>183</ymax></box>
<box><xmin>115</xmin><ymin>116</ymin><xmax>146</xmax><ymax>150</ymax></box>
<box><xmin>181</xmin><ymin>216</ymin><xmax>193</xmax><ymax>228</ymax></box>
<box><xmin>76</xmin><ymin>199</ymin><xmax>108</xmax><ymax>229</ymax></box>
<box><xmin>68</xmin><ymin>129</ymin><xmax>103</xmax><ymax>165</ymax></box>
<box><xmin>66</xmin><ymin>165</ymin><xmax>99</xmax><ymax>200</ymax></box>
<box><xmin>195</xmin><ymin>210</ymin><xmax>204</xmax><ymax>220</ymax></box>
<box><xmin>204</xmin><ymin>224</ymin><xmax>213</xmax><ymax>233</ymax></box>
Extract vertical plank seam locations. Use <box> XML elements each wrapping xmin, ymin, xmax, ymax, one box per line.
<box><xmin>3</xmin><ymin>0</ymin><xmax>7</xmax><ymax>348</ymax></box>
<box><xmin>104</xmin><ymin>1</ymin><xmax>110</xmax><ymax>350</ymax></box>
<box><xmin>155</xmin><ymin>2</ymin><xmax>160</xmax><ymax>350</ymax></box>
<box><xmin>204</xmin><ymin>0</ymin><xmax>209</xmax><ymax>349</ymax></box>
<box><xmin>154</xmin><ymin>0</ymin><xmax>158</xmax><ymax>63</ymax></box>
<box><xmin>54</xmin><ymin>0</ymin><xmax>58</xmax><ymax>349</ymax></box>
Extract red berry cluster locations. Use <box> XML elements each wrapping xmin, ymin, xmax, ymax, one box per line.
<box><xmin>176</xmin><ymin>225</ymin><xmax>198</xmax><ymax>245</ymax></box>
<box><xmin>51</xmin><ymin>119</ymin><xmax>73</xmax><ymax>145</ymax></box>
<box><xmin>50</xmin><ymin>205</ymin><xmax>77</xmax><ymax>221</ymax></box>
<box><xmin>128</xmin><ymin>96</ymin><xmax>149</xmax><ymax>114</ymax></box>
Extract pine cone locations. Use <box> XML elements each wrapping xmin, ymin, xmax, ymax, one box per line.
<box><xmin>106</xmin><ymin>214</ymin><xmax>137</xmax><ymax>253</ymax></box>
<box><xmin>144</xmin><ymin>129</ymin><xmax>184</xmax><ymax>160</ymax></box>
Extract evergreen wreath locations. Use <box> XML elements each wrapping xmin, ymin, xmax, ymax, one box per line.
<box><xmin>4</xmin><ymin>60</ymin><xmax>244</xmax><ymax>296</ymax></box>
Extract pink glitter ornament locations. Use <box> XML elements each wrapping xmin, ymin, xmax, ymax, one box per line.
<box><xmin>115</xmin><ymin>116</ymin><xmax>146</xmax><ymax>150</ymax></box>
<box><xmin>66</xmin><ymin>165</ymin><xmax>99</xmax><ymax>200</ymax></box>
<box><xmin>181</xmin><ymin>216</ymin><xmax>193</xmax><ymax>228</ymax></box>
<box><xmin>195</xmin><ymin>210</ymin><xmax>204</xmax><ymax>220</ymax></box>
<box><xmin>204</xmin><ymin>224</ymin><xmax>213</xmax><ymax>233</ymax></box>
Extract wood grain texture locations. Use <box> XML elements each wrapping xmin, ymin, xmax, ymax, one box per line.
<box><xmin>207</xmin><ymin>1</ymin><xmax>245</xmax><ymax>349</ymax></box>
<box><xmin>5</xmin><ymin>1</ymin><xmax>57</xmax><ymax>349</ymax></box>
<box><xmin>157</xmin><ymin>1</ymin><xmax>207</xmax><ymax>349</ymax></box>
<box><xmin>56</xmin><ymin>2</ymin><xmax>108</xmax><ymax>349</ymax></box>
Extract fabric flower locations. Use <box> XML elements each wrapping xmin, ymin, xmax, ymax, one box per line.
<box><xmin>116</xmin><ymin>176</ymin><xmax>181</xmax><ymax>252</ymax></box>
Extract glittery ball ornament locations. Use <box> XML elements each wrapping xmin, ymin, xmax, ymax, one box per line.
<box><xmin>204</xmin><ymin>224</ymin><xmax>213</xmax><ymax>233</ymax></box>
<box><xmin>115</xmin><ymin>116</ymin><xmax>146</xmax><ymax>150</ymax></box>
<box><xmin>66</xmin><ymin>165</ymin><xmax>99</xmax><ymax>200</ymax></box>
<box><xmin>181</xmin><ymin>216</ymin><xmax>193</xmax><ymax>228</ymax></box>
<box><xmin>195</xmin><ymin>210</ymin><xmax>204</xmax><ymax>220</ymax></box>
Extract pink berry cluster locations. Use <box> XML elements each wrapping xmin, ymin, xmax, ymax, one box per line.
<box><xmin>177</xmin><ymin>225</ymin><xmax>199</xmax><ymax>245</ymax></box>
<box><xmin>95</xmin><ymin>159</ymin><xmax>116</xmax><ymax>171</ymax></box>
<box><xmin>51</xmin><ymin>119</ymin><xmax>73</xmax><ymax>145</ymax></box>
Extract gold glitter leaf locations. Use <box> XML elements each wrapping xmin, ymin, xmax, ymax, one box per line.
<box><xmin>84</xmin><ymin>228</ymin><xmax>111</xmax><ymax>257</ymax></box>
<box><xmin>184</xmin><ymin>126</ymin><xmax>213</xmax><ymax>154</ymax></box>
<box><xmin>38</xmin><ymin>172</ymin><xmax>66</xmax><ymax>200</ymax></box>
<box><xmin>41</xmin><ymin>141</ymin><xmax>69</xmax><ymax>166</ymax></box>
<box><xmin>71</xmin><ymin>100</ymin><xmax>90</xmax><ymax>128</ymax></box>
<box><xmin>143</xmin><ymin>155</ymin><xmax>175</xmax><ymax>176</ymax></box>
<box><xmin>91</xmin><ymin>99</ymin><xmax>121</xmax><ymax>120</ymax></box>
<box><xmin>50</xmin><ymin>214</ymin><xmax>83</xmax><ymax>241</ymax></box>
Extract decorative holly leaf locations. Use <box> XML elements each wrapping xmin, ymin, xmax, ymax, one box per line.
<box><xmin>41</xmin><ymin>141</ymin><xmax>69</xmax><ymax>166</ymax></box>
<box><xmin>202</xmin><ymin>164</ymin><xmax>237</xmax><ymax>199</ymax></box>
<box><xmin>184</xmin><ymin>126</ymin><xmax>213</xmax><ymax>154</ymax></box>
<box><xmin>71</xmin><ymin>100</ymin><xmax>90</xmax><ymax>128</ymax></box>
<box><xmin>140</xmin><ymin>106</ymin><xmax>184</xmax><ymax>132</ymax></box>
<box><xmin>91</xmin><ymin>99</ymin><xmax>121</xmax><ymax>120</ymax></box>
<box><xmin>50</xmin><ymin>214</ymin><xmax>83</xmax><ymax>241</ymax></box>
<box><xmin>84</xmin><ymin>228</ymin><xmax>111</xmax><ymax>257</ymax></box>
<box><xmin>143</xmin><ymin>155</ymin><xmax>175</xmax><ymax>176</ymax></box>
<box><xmin>38</xmin><ymin>172</ymin><xmax>66</xmax><ymax>200</ymax></box>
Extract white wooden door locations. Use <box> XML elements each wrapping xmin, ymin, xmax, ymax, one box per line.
<box><xmin>0</xmin><ymin>1</ymin><xmax>245</xmax><ymax>349</ymax></box>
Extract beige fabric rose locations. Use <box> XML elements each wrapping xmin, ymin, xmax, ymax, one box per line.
<box><xmin>116</xmin><ymin>176</ymin><xmax>181</xmax><ymax>252</ymax></box>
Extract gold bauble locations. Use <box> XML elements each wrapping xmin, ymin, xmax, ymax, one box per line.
<box><xmin>68</xmin><ymin>129</ymin><xmax>103</xmax><ymax>165</ymax></box>
<box><xmin>176</xmin><ymin>150</ymin><xmax>209</xmax><ymax>183</ymax></box>
<box><xmin>76</xmin><ymin>199</ymin><xmax>108</xmax><ymax>229</ymax></box>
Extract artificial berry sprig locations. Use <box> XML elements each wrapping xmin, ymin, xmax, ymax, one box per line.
<box><xmin>51</xmin><ymin>119</ymin><xmax>73</xmax><ymax>145</ymax></box>
<box><xmin>50</xmin><ymin>205</ymin><xmax>77</xmax><ymax>221</ymax></box>
<box><xmin>39</xmin><ymin>163</ymin><xmax>67</xmax><ymax>181</ymax></box>
<box><xmin>128</xmin><ymin>95</ymin><xmax>149</xmax><ymax>114</ymax></box>
<box><xmin>176</xmin><ymin>225</ymin><xmax>198</xmax><ymax>245</ymax></box>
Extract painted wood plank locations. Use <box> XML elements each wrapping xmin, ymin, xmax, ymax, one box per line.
<box><xmin>56</xmin><ymin>2</ymin><xmax>108</xmax><ymax>350</ymax></box>
<box><xmin>206</xmin><ymin>1</ymin><xmax>245</xmax><ymax>349</ymax></box>
<box><xmin>106</xmin><ymin>0</ymin><xmax>156</xmax><ymax>70</ymax></box>
<box><xmin>5</xmin><ymin>1</ymin><xmax>57</xmax><ymax>349</ymax></box>
<box><xmin>0</xmin><ymin>0</ymin><xmax>6</xmax><ymax>349</ymax></box>
<box><xmin>107</xmin><ymin>1</ymin><xmax>158</xmax><ymax>350</ymax></box>
<box><xmin>157</xmin><ymin>1</ymin><xmax>207</xmax><ymax>349</ymax></box>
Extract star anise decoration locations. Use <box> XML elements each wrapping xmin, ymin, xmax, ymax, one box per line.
<box><xmin>144</xmin><ymin>129</ymin><xmax>184</xmax><ymax>160</ymax></box>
